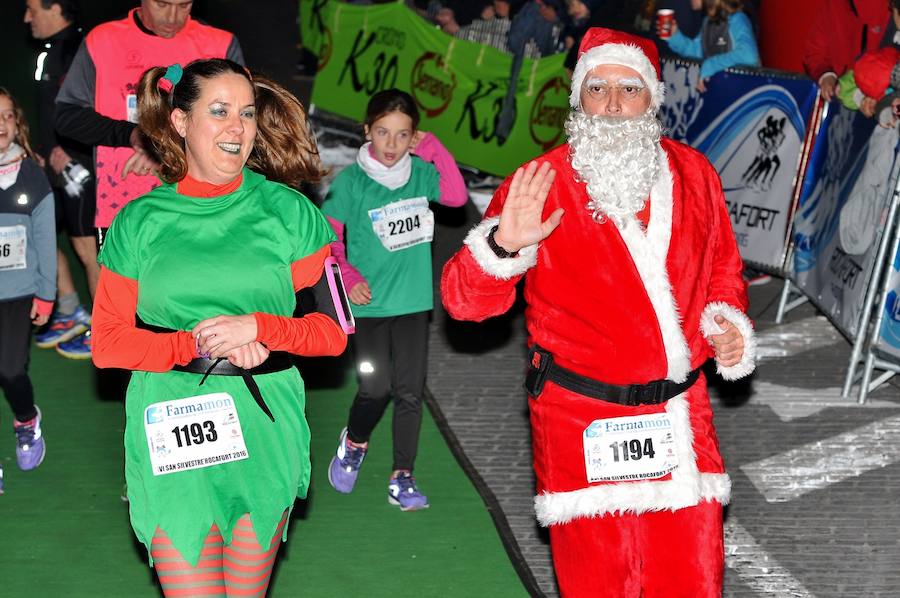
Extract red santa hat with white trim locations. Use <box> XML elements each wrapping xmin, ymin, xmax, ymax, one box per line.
<box><xmin>569</xmin><ymin>27</ymin><xmax>665</xmax><ymax>110</ymax></box>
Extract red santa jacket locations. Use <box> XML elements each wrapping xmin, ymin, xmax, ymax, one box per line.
<box><xmin>441</xmin><ymin>138</ymin><xmax>756</xmax><ymax>524</ymax></box>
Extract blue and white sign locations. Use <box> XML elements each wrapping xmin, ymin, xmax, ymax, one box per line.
<box><xmin>660</xmin><ymin>60</ymin><xmax>819</xmax><ymax>269</ymax></box>
<box><xmin>876</xmin><ymin>246</ymin><xmax>900</xmax><ymax>359</ymax></box>
<box><xmin>791</xmin><ymin>102</ymin><xmax>900</xmax><ymax>337</ymax></box>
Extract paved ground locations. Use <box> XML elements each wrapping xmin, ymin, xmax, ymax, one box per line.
<box><xmin>425</xmin><ymin>203</ymin><xmax>900</xmax><ymax>598</ymax></box>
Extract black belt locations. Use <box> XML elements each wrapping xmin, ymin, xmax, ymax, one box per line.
<box><xmin>525</xmin><ymin>346</ymin><xmax>700</xmax><ymax>406</ymax></box>
<box><xmin>135</xmin><ymin>316</ymin><xmax>294</xmax><ymax>422</ymax></box>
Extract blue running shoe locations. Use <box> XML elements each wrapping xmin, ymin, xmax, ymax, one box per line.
<box><xmin>35</xmin><ymin>305</ymin><xmax>91</xmax><ymax>348</ymax></box>
<box><xmin>388</xmin><ymin>472</ymin><xmax>429</xmax><ymax>511</ymax></box>
<box><xmin>328</xmin><ymin>427</ymin><xmax>367</xmax><ymax>494</ymax></box>
<box><xmin>56</xmin><ymin>329</ymin><xmax>92</xmax><ymax>360</ymax></box>
<box><xmin>14</xmin><ymin>407</ymin><xmax>46</xmax><ymax>471</ymax></box>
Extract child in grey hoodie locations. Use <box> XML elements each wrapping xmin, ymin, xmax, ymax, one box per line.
<box><xmin>0</xmin><ymin>87</ymin><xmax>56</xmax><ymax>493</ymax></box>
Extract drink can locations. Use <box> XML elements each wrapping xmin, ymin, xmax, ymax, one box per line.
<box><xmin>656</xmin><ymin>9</ymin><xmax>675</xmax><ymax>39</ymax></box>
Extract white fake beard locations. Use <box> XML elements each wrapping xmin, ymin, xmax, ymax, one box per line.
<box><xmin>565</xmin><ymin>111</ymin><xmax>662</xmax><ymax>225</ymax></box>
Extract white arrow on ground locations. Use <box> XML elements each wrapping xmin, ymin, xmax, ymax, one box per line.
<box><xmin>725</xmin><ymin>517</ymin><xmax>814</xmax><ymax>597</ymax></box>
<box><xmin>740</xmin><ymin>413</ymin><xmax>900</xmax><ymax>502</ymax></box>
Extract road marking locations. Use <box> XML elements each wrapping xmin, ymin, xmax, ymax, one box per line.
<box><xmin>740</xmin><ymin>382</ymin><xmax>898</xmax><ymax>421</ymax></box>
<box><xmin>755</xmin><ymin>316</ymin><xmax>843</xmax><ymax>361</ymax></box>
<box><xmin>725</xmin><ymin>517</ymin><xmax>814</xmax><ymax>597</ymax></box>
<box><xmin>741</xmin><ymin>413</ymin><xmax>900</xmax><ymax>502</ymax></box>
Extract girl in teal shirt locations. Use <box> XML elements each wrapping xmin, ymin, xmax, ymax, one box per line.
<box><xmin>323</xmin><ymin>89</ymin><xmax>466</xmax><ymax>510</ymax></box>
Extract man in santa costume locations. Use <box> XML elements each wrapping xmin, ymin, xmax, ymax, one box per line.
<box><xmin>441</xmin><ymin>27</ymin><xmax>755</xmax><ymax>597</ymax></box>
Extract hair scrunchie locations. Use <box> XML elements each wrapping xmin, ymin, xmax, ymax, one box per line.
<box><xmin>157</xmin><ymin>64</ymin><xmax>183</xmax><ymax>93</ymax></box>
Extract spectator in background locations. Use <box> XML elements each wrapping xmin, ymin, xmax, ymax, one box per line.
<box><xmin>657</xmin><ymin>0</ymin><xmax>704</xmax><ymax>38</ymax></box>
<box><xmin>662</xmin><ymin>0</ymin><xmax>759</xmax><ymax>92</ymax></box>
<box><xmin>564</xmin><ymin>0</ymin><xmax>602</xmax><ymax>72</ymax></box>
<box><xmin>497</xmin><ymin>0</ymin><xmax>567</xmax><ymax>141</ymax></box>
<box><xmin>24</xmin><ymin>0</ymin><xmax>95</xmax><ymax>358</ymax></box>
<box><xmin>804</xmin><ymin>0</ymin><xmax>891</xmax><ymax>102</ymax></box>
<box><xmin>434</xmin><ymin>1</ymin><xmax>491</xmax><ymax>35</ymax></box>
<box><xmin>456</xmin><ymin>0</ymin><xmax>516</xmax><ymax>52</ymax></box>
<box><xmin>54</xmin><ymin>0</ymin><xmax>244</xmax><ymax>358</ymax></box>
<box><xmin>852</xmin><ymin>0</ymin><xmax>900</xmax><ymax>120</ymax></box>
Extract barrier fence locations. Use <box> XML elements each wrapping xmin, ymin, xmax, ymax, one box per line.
<box><xmin>300</xmin><ymin>0</ymin><xmax>900</xmax><ymax>399</ymax></box>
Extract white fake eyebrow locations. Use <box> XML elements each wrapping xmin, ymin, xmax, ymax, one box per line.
<box><xmin>584</xmin><ymin>77</ymin><xmax>608</xmax><ymax>87</ymax></box>
<box><xmin>616</xmin><ymin>77</ymin><xmax>646</xmax><ymax>87</ymax></box>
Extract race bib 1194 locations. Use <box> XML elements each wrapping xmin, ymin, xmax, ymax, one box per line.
<box><xmin>583</xmin><ymin>412</ymin><xmax>679</xmax><ymax>483</ymax></box>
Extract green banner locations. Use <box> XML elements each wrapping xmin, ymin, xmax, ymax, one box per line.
<box><xmin>300</xmin><ymin>0</ymin><xmax>570</xmax><ymax>176</ymax></box>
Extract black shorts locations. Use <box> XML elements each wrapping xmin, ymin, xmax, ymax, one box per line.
<box><xmin>52</xmin><ymin>176</ymin><xmax>96</xmax><ymax>238</ymax></box>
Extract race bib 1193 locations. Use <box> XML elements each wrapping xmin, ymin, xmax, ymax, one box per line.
<box><xmin>145</xmin><ymin>393</ymin><xmax>249</xmax><ymax>476</ymax></box>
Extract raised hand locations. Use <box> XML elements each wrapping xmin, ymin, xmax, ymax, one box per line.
<box><xmin>494</xmin><ymin>161</ymin><xmax>563</xmax><ymax>254</ymax></box>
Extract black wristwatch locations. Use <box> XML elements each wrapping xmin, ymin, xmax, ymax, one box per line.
<box><xmin>487</xmin><ymin>225</ymin><xmax>519</xmax><ymax>258</ymax></box>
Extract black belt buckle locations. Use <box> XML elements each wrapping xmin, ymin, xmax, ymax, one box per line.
<box><xmin>524</xmin><ymin>347</ymin><xmax>553</xmax><ymax>397</ymax></box>
<box><xmin>626</xmin><ymin>381</ymin><xmax>664</xmax><ymax>406</ymax></box>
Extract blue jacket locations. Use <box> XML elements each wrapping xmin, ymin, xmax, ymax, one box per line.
<box><xmin>667</xmin><ymin>12</ymin><xmax>760</xmax><ymax>80</ymax></box>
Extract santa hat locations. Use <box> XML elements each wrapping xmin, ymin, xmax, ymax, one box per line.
<box><xmin>569</xmin><ymin>27</ymin><xmax>664</xmax><ymax>110</ymax></box>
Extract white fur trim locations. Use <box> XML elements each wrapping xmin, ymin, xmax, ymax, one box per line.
<box><xmin>614</xmin><ymin>149</ymin><xmax>692</xmax><ymax>383</ymax></box>
<box><xmin>700</xmin><ymin>301</ymin><xmax>757</xmax><ymax>380</ymax></box>
<box><xmin>464</xmin><ymin>217</ymin><xmax>538</xmax><ymax>280</ymax></box>
<box><xmin>533</xmin><ymin>396</ymin><xmax>731</xmax><ymax>526</ymax></box>
<box><xmin>569</xmin><ymin>44</ymin><xmax>665</xmax><ymax>110</ymax></box>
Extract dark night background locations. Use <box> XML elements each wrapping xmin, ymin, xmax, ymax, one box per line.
<box><xmin>2</xmin><ymin>1</ymin><xmax>306</xmax><ymax>138</ymax></box>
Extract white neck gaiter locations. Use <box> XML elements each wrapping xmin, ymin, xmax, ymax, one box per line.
<box><xmin>356</xmin><ymin>142</ymin><xmax>412</xmax><ymax>190</ymax></box>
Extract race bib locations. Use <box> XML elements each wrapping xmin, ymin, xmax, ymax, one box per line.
<box><xmin>126</xmin><ymin>94</ymin><xmax>138</xmax><ymax>124</ymax></box>
<box><xmin>368</xmin><ymin>196</ymin><xmax>434</xmax><ymax>252</ymax></box>
<box><xmin>144</xmin><ymin>393</ymin><xmax>249</xmax><ymax>476</ymax></box>
<box><xmin>0</xmin><ymin>225</ymin><xmax>27</xmax><ymax>271</ymax></box>
<box><xmin>583</xmin><ymin>412</ymin><xmax>679</xmax><ymax>483</ymax></box>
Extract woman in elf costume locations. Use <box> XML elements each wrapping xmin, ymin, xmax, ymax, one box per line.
<box><xmin>92</xmin><ymin>59</ymin><xmax>348</xmax><ymax>597</ymax></box>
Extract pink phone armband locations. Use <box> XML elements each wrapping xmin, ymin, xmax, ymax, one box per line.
<box><xmin>324</xmin><ymin>256</ymin><xmax>355</xmax><ymax>334</ymax></box>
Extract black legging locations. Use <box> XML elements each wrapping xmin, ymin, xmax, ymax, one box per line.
<box><xmin>0</xmin><ymin>297</ymin><xmax>38</xmax><ymax>422</ymax></box>
<box><xmin>346</xmin><ymin>311</ymin><xmax>429</xmax><ymax>472</ymax></box>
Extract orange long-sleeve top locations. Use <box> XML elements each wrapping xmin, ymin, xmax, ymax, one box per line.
<box><xmin>92</xmin><ymin>174</ymin><xmax>347</xmax><ymax>372</ymax></box>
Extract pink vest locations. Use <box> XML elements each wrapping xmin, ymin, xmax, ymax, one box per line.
<box><xmin>86</xmin><ymin>9</ymin><xmax>233</xmax><ymax>227</ymax></box>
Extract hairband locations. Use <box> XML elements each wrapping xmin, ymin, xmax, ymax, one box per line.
<box><xmin>157</xmin><ymin>64</ymin><xmax>183</xmax><ymax>93</ymax></box>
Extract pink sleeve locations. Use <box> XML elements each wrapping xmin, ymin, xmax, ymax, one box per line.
<box><xmin>411</xmin><ymin>132</ymin><xmax>468</xmax><ymax>207</ymax></box>
<box><xmin>325</xmin><ymin>216</ymin><xmax>366</xmax><ymax>291</ymax></box>
<box><xmin>33</xmin><ymin>298</ymin><xmax>54</xmax><ymax>317</ymax></box>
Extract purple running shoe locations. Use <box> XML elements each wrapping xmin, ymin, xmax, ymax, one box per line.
<box><xmin>388</xmin><ymin>472</ymin><xmax>429</xmax><ymax>511</ymax></box>
<box><xmin>14</xmin><ymin>407</ymin><xmax>46</xmax><ymax>471</ymax></box>
<box><xmin>328</xmin><ymin>427</ymin><xmax>367</xmax><ymax>494</ymax></box>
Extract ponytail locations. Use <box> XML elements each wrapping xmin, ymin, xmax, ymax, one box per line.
<box><xmin>249</xmin><ymin>75</ymin><xmax>326</xmax><ymax>188</ymax></box>
<box><xmin>137</xmin><ymin>66</ymin><xmax>187</xmax><ymax>183</ymax></box>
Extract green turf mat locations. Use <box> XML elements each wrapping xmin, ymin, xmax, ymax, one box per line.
<box><xmin>0</xmin><ymin>351</ymin><xmax>528</xmax><ymax>597</ymax></box>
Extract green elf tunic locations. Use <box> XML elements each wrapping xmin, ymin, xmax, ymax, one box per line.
<box><xmin>98</xmin><ymin>169</ymin><xmax>335</xmax><ymax>566</ymax></box>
